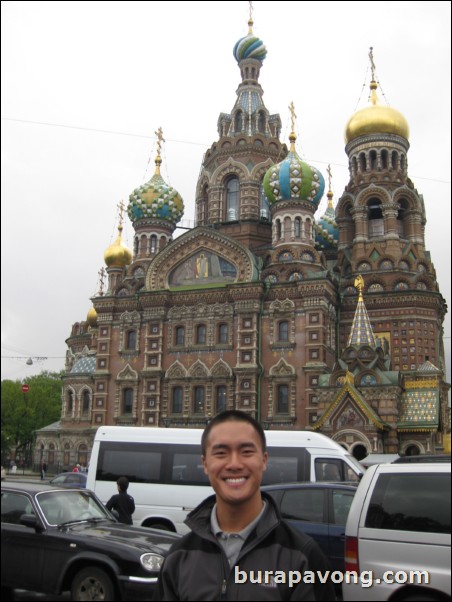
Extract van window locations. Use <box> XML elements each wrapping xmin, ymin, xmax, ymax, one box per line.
<box><xmin>365</xmin><ymin>473</ymin><xmax>451</xmax><ymax>534</ymax></box>
<box><xmin>315</xmin><ymin>458</ymin><xmax>359</xmax><ymax>482</ymax></box>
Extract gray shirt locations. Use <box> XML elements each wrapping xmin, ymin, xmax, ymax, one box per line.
<box><xmin>210</xmin><ymin>501</ymin><xmax>267</xmax><ymax>567</ymax></box>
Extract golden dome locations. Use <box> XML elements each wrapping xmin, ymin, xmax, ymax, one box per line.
<box><xmin>345</xmin><ymin>81</ymin><xmax>409</xmax><ymax>144</ymax></box>
<box><xmin>104</xmin><ymin>225</ymin><xmax>132</xmax><ymax>268</ymax></box>
<box><xmin>86</xmin><ymin>306</ymin><xmax>98</xmax><ymax>327</ymax></box>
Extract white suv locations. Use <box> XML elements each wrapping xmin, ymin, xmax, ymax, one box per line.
<box><xmin>343</xmin><ymin>462</ymin><xmax>451</xmax><ymax>601</ymax></box>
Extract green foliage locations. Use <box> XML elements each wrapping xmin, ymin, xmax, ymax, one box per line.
<box><xmin>1</xmin><ymin>371</ymin><xmax>63</xmax><ymax>460</ymax></box>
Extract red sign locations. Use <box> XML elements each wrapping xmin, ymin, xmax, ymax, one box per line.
<box><xmin>22</xmin><ymin>384</ymin><xmax>29</xmax><ymax>393</ymax></box>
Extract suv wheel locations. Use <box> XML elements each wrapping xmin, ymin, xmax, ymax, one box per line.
<box><xmin>71</xmin><ymin>567</ymin><xmax>115</xmax><ymax>601</ymax></box>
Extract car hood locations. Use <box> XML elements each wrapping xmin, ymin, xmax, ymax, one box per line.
<box><xmin>63</xmin><ymin>520</ymin><xmax>179</xmax><ymax>554</ymax></box>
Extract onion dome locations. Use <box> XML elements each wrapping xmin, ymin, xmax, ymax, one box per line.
<box><xmin>104</xmin><ymin>224</ymin><xmax>132</xmax><ymax>268</ymax></box>
<box><xmin>263</xmin><ymin>131</ymin><xmax>324</xmax><ymax>208</ymax></box>
<box><xmin>233</xmin><ymin>17</ymin><xmax>267</xmax><ymax>63</ymax></box>
<box><xmin>86</xmin><ymin>306</ymin><xmax>98</xmax><ymax>327</ymax></box>
<box><xmin>315</xmin><ymin>190</ymin><xmax>338</xmax><ymax>251</ymax></box>
<box><xmin>128</xmin><ymin>153</ymin><xmax>184</xmax><ymax>226</ymax></box>
<box><xmin>345</xmin><ymin>49</ymin><xmax>409</xmax><ymax>144</ymax></box>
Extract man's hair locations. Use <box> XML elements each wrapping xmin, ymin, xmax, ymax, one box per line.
<box><xmin>117</xmin><ymin>476</ymin><xmax>129</xmax><ymax>491</ymax></box>
<box><xmin>201</xmin><ymin>410</ymin><xmax>266</xmax><ymax>456</ymax></box>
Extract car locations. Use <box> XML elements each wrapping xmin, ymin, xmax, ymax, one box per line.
<box><xmin>48</xmin><ymin>471</ymin><xmax>88</xmax><ymax>488</ymax></box>
<box><xmin>392</xmin><ymin>453</ymin><xmax>451</xmax><ymax>463</ymax></box>
<box><xmin>343</xmin><ymin>462</ymin><xmax>451</xmax><ymax>601</ymax></box>
<box><xmin>261</xmin><ymin>482</ymin><xmax>357</xmax><ymax>573</ymax></box>
<box><xmin>1</xmin><ymin>482</ymin><xmax>180</xmax><ymax>601</ymax></box>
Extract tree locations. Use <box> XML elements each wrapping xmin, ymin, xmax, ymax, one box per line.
<box><xmin>1</xmin><ymin>371</ymin><xmax>62</xmax><ymax>465</ymax></box>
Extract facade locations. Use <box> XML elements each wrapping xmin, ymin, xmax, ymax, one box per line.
<box><xmin>35</xmin><ymin>17</ymin><xmax>449</xmax><ymax>471</ymax></box>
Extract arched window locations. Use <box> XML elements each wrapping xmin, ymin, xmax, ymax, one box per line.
<box><xmin>294</xmin><ymin>217</ymin><xmax>301</xmax><ymax>238</ymax></box>
<box><xmin>226</xmin><ymin>177</ymin><xmax>239</xmax><ymax>221</ymax></box>
<box><xmin>196</xmin><ymin>324</ymin><xmax>207</xmax><ymax>345</ymax></box>
<box><xmin>260</xmin><ymin>184</ymin><xmax>270</xmax><ymax>219</ymax></box>
<box><xmin>193</xmin><ymin>387</ymin><xmax>205</xmax><ymax>414</ymax></box>
<box><xmin>123</xmin><ymin>388</ymin><xmax>133</xmax><ymax>415</ymax></box>
<box><xmin>216</xmin><ymin>386</ymin><xmax>227</xmax><ymax>414</ymax></box>
<box><xmin>82</xmin><ymin>390</ymin><xmax>90</xmax><ymax>413</ymax></box>
<box><xmin>277</xmin><ymin>384</ymin><xmax>289</xmax><ymax>414</ymax></box>
<box><xmin>175</xmin><ymin>326</ymin><xmax>185</xmax><ymax>346</ymax></box>
<box><xmin>235</xmin><ymin>112</ymin><xmax>243</xmax><ymax>132</ymax></box>
<box><xmin>278</xmin><ymin>321</ymin><xmax>289</xmax><ymax>342</ymax></box>
<box><xmin>368</xmin><ymin>198</ymin><xmax>384</xmax><ymax>238</ymax></box>
<box><xmin>126</xmin><ymin>330</ymin><xmax>137</xmax><ymax>350</ymax></box>
<box><xmin>172</xmin><ymin>387</ymin><xmax>183</xmax><ymax>414</ymax></box>
<box><xmin>218</xmin><ymin>323</ymin><xmax>228</xmax><ymax>344</ymax></box>
<box><xmin>397</xmin><ymin>200</ymin><xmax>408</xmax><ymax>238</ymax></box>
<box><xmin>381</xmin><ymin>149</ymin><xmax>388</xmax><ymax>169</ymax></box>
<box><xmin>67</xmin><ymin>390</ymin><xmax>74</xmax><ymax>413</ymax></box>
<box><xmin>258</xmin><ymin>112</ymin><xmax>265</xmax><ymax>132</ymax></box>
<box><xmin>150</xmin><ymin>235</ymin><xmax>157</xmax><ymax>253</ymax></box>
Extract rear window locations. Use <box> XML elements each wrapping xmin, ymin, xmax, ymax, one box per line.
<box><xmin>365</xmin><ymin>472</ymin><xmax>451</xmax><ymax>534</ymax></box>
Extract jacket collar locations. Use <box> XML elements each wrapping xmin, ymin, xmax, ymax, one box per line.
<box><xmin>185</xmin><ymin>491</ymin><xmax>280</xmax><ymax>543</ymax></box>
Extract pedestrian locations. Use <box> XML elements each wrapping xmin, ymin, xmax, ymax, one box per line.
<box><xmin>156</xmin><ymin>410</ymin><xmax>336</xmax><ymax>601</ymax></box>
<box><xmin>106</xmin><ymin>476</ymin><xmax>135</xmax><ymax>525</ymax></box>
<box><xmin>41</xmin><ymin>461</ymin><xmax>47</xmax><ymax>480</ymax></box>
<box><xmin>72</xmin><ymin>464</ymin><xmax>80</xmax><ymax>473</ymax></box>
<box><xmin>1</xmin><ymin>465</ymin><xmax>6</xmax><ymax>481</ymax></box>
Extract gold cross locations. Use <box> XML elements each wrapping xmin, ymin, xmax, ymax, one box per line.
<box><xmin>117</xmin><ymin>200</ymin><xmax>126</xmax><ymax>227</ymax></box>
<box><xmin>98</xmin><ymin>267</ymin><xmax>105</xmax><ymax>296</ymax></box>
<box><xmin>155</xmin><ymin>127</ymin><xmax>165</xmax><ymax>157</ymax></box>
<box><xmin>327</xmin><ymin>164</ymin><xmax>332</xmax><ymax>191</ymax></box>
<box><xmin>369</xmin><ymin>47</ymin><xmax>376</xmax><ymax>80</ymax></box>
<box><xmin>289</xmin><ymin>101</ymin><xmax>297</xmax><ymax>132</ymax></box>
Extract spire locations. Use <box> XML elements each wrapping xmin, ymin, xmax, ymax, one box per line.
<box><xmin>326</xmin><ymin>164</ymin><xmax>334</xmax><ymax>211</ymax></box>
<box><xmin>154</xmin><ymin>127</ymin><xmax>165</xmax><ymax>175</ymax></box>
<box><xmin>347</xmin><ymin>275</ymin><xmax>377</xmax><ymax>347</ymax></box>
<box><xmin>248</xmin><ymin>0</ymin><xmax>254</xmax><ymax>33</ymax></box>
<box><xmin>288</xmin><ymin>101</ymin><xmax>297</xmax><ymax>151</ymax></box>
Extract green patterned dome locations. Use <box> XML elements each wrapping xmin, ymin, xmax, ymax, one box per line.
<box><xmin>315</xmin><ymin>192</ymin><xmax>338</xmax><ymax>251</ymax></box>
<box><xmin>233</xmin><ymin>18</ymin><xmax>267</xmax><ymax>63</ymax></box>
<box><xmin>128</xmin><ymin>157</ymin><xmax>184</xmax><ymax>226</ymax></box>
<box><xmin>263</xmin><ymin>133</ymin><xmax>324</xmax><ymax>208</ymax></box>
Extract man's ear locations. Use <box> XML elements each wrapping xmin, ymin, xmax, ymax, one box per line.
<box><xmin>262</xmin><ymin>451</ymin><xmax>268</xmax><ymax>471</ymax></box>
<box><xmin>202</xmin><ymin>455</ymin><xmax>208</xmax><ymax>475</ymax></box>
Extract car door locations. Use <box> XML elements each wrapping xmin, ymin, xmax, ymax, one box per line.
<box><xmin>1</xmin><ymin>492</ymin><xmax>45</xmax><ymax>590</ymax></box>
<box><xmin>278</xmin><ymin>487</ymin><xmax>330</xmax><ymax>560</ymax></box>
<box><xmin>327</xmin><ymin>487</ymin><xmax>355</xmax><ymax>572</ymax></box>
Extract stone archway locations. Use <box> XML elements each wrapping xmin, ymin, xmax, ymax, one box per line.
<box><xmin>333</xmin><ymin>429</ymin><xmax>371</xmax><ymax>459</ymax></box>
<box><xmin>351</xmin><ymin>443</ymin><xmax>368</xmax><ymax>461</ymax></box>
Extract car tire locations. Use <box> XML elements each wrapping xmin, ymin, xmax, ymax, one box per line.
<box><xmin>1</xmin><ymin>586</ymin><xmax>15</xmax><ymax>601</ymax></box>
<box><xmin>71</xmin><ymin>567</ymin><xmax>116</xmax><ymax>601</ymax></box>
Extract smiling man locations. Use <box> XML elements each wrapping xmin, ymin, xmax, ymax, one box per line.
<box><xmin>156</xmin><ymin>410</ymin><xmax>335</xmax><ymax>601</ymax></box>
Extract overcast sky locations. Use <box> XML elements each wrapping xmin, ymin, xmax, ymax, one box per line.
<box><xmin>2</xmin><ymin>1</ymin><xmax>450</xmax><ymax>383</ymax></box>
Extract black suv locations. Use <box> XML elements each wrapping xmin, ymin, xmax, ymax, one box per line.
<box><xmin>1</xmin><ymin>482</ymin><xmax>179</xmax><ymax>601</ymax></box>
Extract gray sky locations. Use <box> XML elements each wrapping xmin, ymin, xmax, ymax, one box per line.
<box><xmin>2</xmin><ymin>1</ymin><xmax>450</xmax><ymax>383</ymax></box>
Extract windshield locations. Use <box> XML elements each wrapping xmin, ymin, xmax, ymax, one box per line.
<box><xmin>36</xmin><ymin>490</ymin><xmax>112</xmax><ymax>526</ymax></box>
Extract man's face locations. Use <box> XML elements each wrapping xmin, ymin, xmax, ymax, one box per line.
<box><xmin>202</xmin><ymin>420</ymin><xmax>267</xmax><ymax>507</ymax></box>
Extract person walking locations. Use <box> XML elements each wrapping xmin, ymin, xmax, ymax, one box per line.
<box><xmin>106</xmin><ymin>476</ymin><xmax>135</xmax><ymax>525</ymax></box>
<box><xmin>41</xmin><ymin>461</ymin><xmax>47</xmax><ymax>480</ymax></box>
<box><xmin>156</xmin><ymin>410</ymin><xmax>336</xmax><ymax>601</ymax></box>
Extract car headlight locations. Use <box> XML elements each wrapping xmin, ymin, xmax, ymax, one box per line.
<box><xmin>140</xmin><ymin>553</ymin><xmax>165</xmax><ymax>572</ymax></box>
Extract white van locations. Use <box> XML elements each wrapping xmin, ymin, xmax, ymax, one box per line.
<box><xmin>87</xmin><ymin>426</ymin><xmax>364</xmax><ymax>534</ymax></box>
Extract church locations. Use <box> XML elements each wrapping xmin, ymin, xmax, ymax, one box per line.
<box><xmin>35</xmin><ymin>9</ymin><xmax>449</xmax><ymax>470</ymax></box>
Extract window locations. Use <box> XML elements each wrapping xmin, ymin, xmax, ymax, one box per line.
<box><xmin>67</xmin><ymin>390</ymin><xmax>74</xmax><ymax>413</ymax></box>
<box><xmin>277</xmin><ymin>384</ymin><xmax>289</xmax><ymax>414</ymax></box>
<box><xmin>82</xmin><ymin>390</ymin><xmax>90</xmax><ymax>413</ymax></box>
<box><xmin>278</xmin><ymin>321</ymin><xmax>289</xmax><ymax>342</ymax></box>
<box><xmin>218</xmin><ymin>323</ymin><xmax>228</xmax><ymax>344</ymax></box>
<box><xmin>365</xmin><ymin>473</ymin><xmax>451</xmax><ymax>533</ymax></box>
<box><xmin>172</xmin><ymin>387</ymin><xmax>183</xmax><ymax>414</ymax></box>
<box><xmin>175</xmin><ymin>326</ymin><xmax>185</xmax><ymax>346</ymax></box>
<box><xmin>226</xmin><ymin>177</ymin><xmax>239</xmax><ymax>221</ymax></box>
<box><xmin>126</xmin><ymin>330</ymin><xmax>137</xmax><ymax>350</ymax></box>
<box><xmin>123</xmin><ymin>388</ymin><xmax>133</xmax><ymax>415</ymax></box>
<box><xmin>193</xmin><ymin>387</ymin><xmax>205</xmax><ymax>414</ymax></box>
<box><xmin>196</xmin><ymin>324</ymin><xmax>207</xmax><ymax>345</ymax></box>
<box><xmin>295</xmin><ymin>217</ymin><xmax>301</xmax><ymax>238</ymax></box>
<box><xmin>216</xmin><ymin>386</ymin><xmax>227</xmax><ymax>414</ymax></box>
